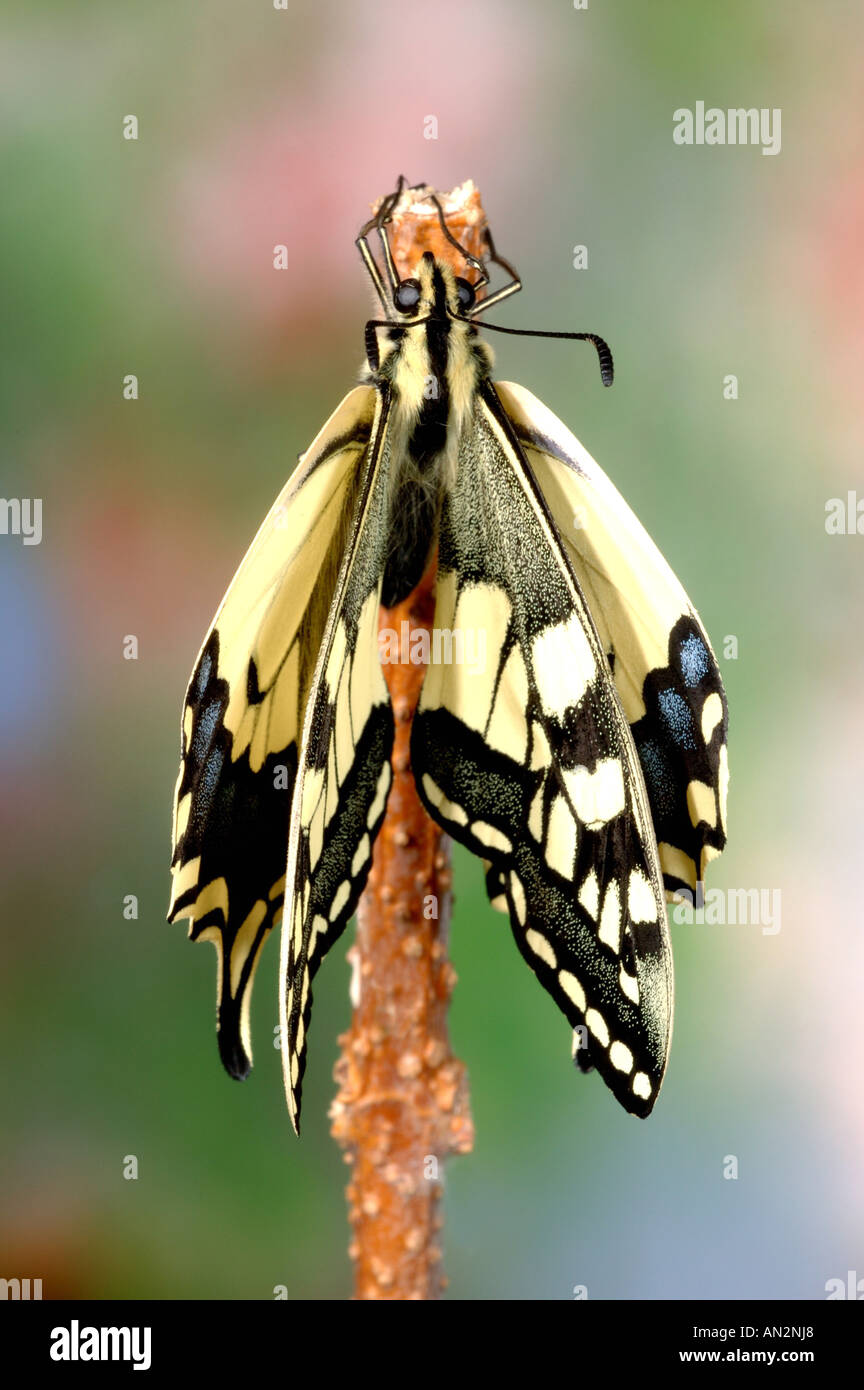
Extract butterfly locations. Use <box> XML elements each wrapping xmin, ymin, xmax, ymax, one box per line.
<box><xmin>168</xmin><ymin>178</ymin><xmax>728</xmax><ymax>1132</ymax></box>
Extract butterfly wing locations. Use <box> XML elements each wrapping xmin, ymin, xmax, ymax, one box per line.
<box><xmin>412</xmin><ymin>382</ymin><xmax>671</xmax><ymax>1117</ymax></box>
<box><xmin>168</xmin><ymin>386</ymin><xmax>377</xmax><ymax>1080</ymax></box>
<box><xmin>496</xmin><ymin>381</ymin><xmax>728</xmax><ymax>898</ymax></box>
<box><xmin>280</xmin><ymin>390</ymin><xmax>396</xmax><ymax>1133</ymax></box>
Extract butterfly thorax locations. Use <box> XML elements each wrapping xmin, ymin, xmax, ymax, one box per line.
<box><xmin>366</xmin><ymin>254</ymin><xmax>493</xmax><ymax>606</ymax></box>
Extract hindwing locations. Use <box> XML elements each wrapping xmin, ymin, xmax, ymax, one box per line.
<box><xmin>496</xmin><ymin>382</ymin><xmax>729</xmax><ymax>897</ymax></box>
<box><xmin>413</xmin><ymin>383</ymin><xmax>672</xmax><ymax>1116</ymax></box>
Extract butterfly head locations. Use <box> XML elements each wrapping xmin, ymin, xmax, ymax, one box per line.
<box><xmin>392</xmin><ymin>251</ymin><xmax>477</xmax><ymax>321</ymax></box>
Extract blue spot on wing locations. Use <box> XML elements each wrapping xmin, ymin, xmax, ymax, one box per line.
<box><xmin>657</xmin><ymin>689</ymin><xmax>697</xmax><ymax>749</ymax></box>
<box><xmin>678</xmin><ymin>634</ymin><xmax>709</xmax><ymax>687</ymax></box>
<box><xmin>192</xmin><ymin>697</ymin><xmax>223</xmax><ymax>760</ymax></box>
<box><xmin>193</xmin><ymin>646</ymin><xmax>213</xmax><ymax>701</ymax></box>
<box><xmin>636</xmin><ymin>738</ymin><xmax>677</xmax><ymax>817</ymax></box>
<box><xmin>196</xmin><ymin>746</ymin><xmax>225</xmax><ymax>821</ymax></box>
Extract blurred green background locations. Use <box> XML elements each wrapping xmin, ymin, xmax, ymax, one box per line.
<box><xmin>2</xmin><ymin>0</ymin><xmax>862</xmax><ymax>1300</ymax></box>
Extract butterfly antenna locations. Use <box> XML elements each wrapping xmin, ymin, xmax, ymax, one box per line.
<box><xmin>457</xmin><ymin>317</ymin><xmax>614</xmax><ymax>387</ymax></box>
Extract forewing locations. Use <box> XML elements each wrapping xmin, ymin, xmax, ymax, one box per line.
<box><xmin>496</xmin><ymin>382</ymin><xmax>728</xmax><ymax>897</ymax></box>
<box><xmin>413</xmin><ymin>384</ymin><xmax>672</xmax><ymax>1117</ymax></box>
<box><xmin>169</xmin><ymin>386</ymin><xmax>377</xmax><ymax>1079</ymax></box>
<box><xmin>280</xmin><ymin>391</ymin><xmax>395</xmax><ymax>1132</ymax></box>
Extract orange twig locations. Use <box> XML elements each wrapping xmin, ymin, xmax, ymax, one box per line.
<box><xmin>329</xmin><ymin>183</ymin><xmax>490</xmax><ymax>1301</ymax></box>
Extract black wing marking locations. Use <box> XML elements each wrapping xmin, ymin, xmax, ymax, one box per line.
<box><xmin>169</xmin><ymin>387</ymin><xmax>376</xmax><ymax>1079</ymax></box>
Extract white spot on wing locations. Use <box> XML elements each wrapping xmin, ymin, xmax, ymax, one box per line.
<box><xmin>701</xmin><ymin>690</ymin><xmax>723</xmax><ymax>744</ymax></box>
<box><xmin>330</xmin><ymin>879</ymin><xmax>351</xmax><ymax>921</ymax></box>
<box><xmin>598</xmin><ymin>881</ymin><xmax>621</xmax><ymax>951</ymax></box>
<box><xmin>532</xmin><ymin>614</ymin><xmax>594</xmax><ymax>717</ymax></box>
<box><xmin>351</xmin><ymin>833</ymin><xmax>370</xmax><ymax>877</ymax></box>
<box><xmin>718</xmin><ymin>743</ymin><xmax>729</xmax><ymax>834</ymax></box>
<box><xmin>627</xmin><ymin>869</ymin><xmax>657</xmax><ymax>925</ymax></box>
<box><xmin>367</xmin><ymin>763</ymin><xmax>392</xmax><ymax>829</ymax></box>
<box><xmin>562</xmin><ymin>759</ymin><xmax>625</xmax><ymax>828</ymax></box>
<box><xmin>579</xmin><ymin>869</ymin><xmax>600</xmax><ymax>920</ymax></box>
<box><xmin>619</xmin><ymin>966</ymin><xmax>640</xmax><ymax>1004</ymax></box>
<box><xmin>632</xmin><ymin>1072</ymin><xmax>652</xmax><ymax>1101</ymax></box>
<box><xmin>585</xmin><ymin>1007</ymin><xmax>609</xmax><ymax>1047</ymax></box>
<box><xmin>528</xmin><ymin>785</ymin><xmax>545</xmax><ymax>842</ymax></box>
<box><xmin>545</xmin><ymin>795</ymin><xmax>578</xmax><ymax>879</ymax></box>
<box><xmin>558</xmin><ymin>970</ymin><xmax>586</xmax><ymax>1011</ymax></box>
<box><xmin>525</xmin><ymin>928</ymin><xmax>557</xmax><ymax>969</ymax></box>
<box><xmin>686</xmin><ymin>778</ymin><xmax>717</xmax><ymax>829</ymax></box>
<box><xmin>509</xmin><ymin>872</ymin><xmax>526</xmax><ymax>926</ymax></box>
<box><xmin>471</xmin><ymin>821</ymin><xmax>512</xmax><ymax>854</ymax></box>
<box><xmin>610</xmin><ymin>1040</ymin><xmax>634</xmax><ymax>1073</ymax></box>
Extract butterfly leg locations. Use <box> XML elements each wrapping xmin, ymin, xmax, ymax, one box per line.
<box><xmin>355</xmin><ymin>178</ymin><xmax>406</xmax><ymax>311</ymax></box>
<box><xmin>468</xmin><ymin>226</ymin><xmax>522</xmax><ymax>314</ymax></box>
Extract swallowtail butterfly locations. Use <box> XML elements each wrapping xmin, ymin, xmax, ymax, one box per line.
<box><xmin>169</xmin><ymin>178</ymin><xmax>728</xmax><ymax>1131</ymax></box>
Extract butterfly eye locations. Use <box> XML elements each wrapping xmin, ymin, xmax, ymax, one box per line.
<box><xmin>394</xmin><ymin>279</ymin><xmax>421</xmax><ymax>314</ymax></box>
<box><xmin>455</xmin><ymin>277</ymin><xmax>476</xmax><ymax>311</ymax></box>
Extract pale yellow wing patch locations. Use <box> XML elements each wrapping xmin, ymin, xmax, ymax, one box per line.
<box><xmin>169</xmin><ymin>386</ymin><xmax>377</xmax><ymax>1080</ymax></box>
